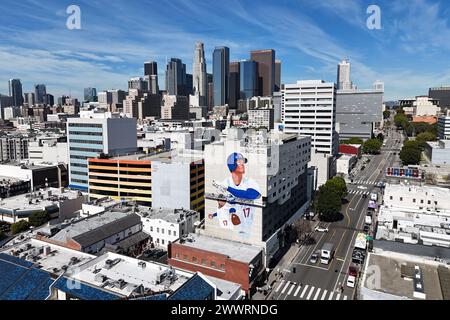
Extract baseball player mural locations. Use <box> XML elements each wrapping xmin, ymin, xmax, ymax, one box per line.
<box><xmin>208</xmin><ymin>152</ymin><xmax>262</xmax><ymax>238</ymax></box>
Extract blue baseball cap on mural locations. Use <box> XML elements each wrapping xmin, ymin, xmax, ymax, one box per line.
<box><xmin>227</xmin><ymin>152</ymin><xmax>248</xmax><ymax>172</ymax></box>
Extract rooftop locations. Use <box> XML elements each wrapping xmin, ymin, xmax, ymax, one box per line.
<box><xmin>65</xmin><ymin>252</ymin><xmax>192</xmax><ymax>297</ymax></box>
<box><xmin>362</xmin><ymin>250</ymin><xmax>448</xmax><ymax>300</ymax></box>
<box><xmin>0</xmin><ymin>188</ymin><xmax>82</xmax><ymax>212</ymax></box>
<box><xmin>136</xmin><ymin>206</ymin><xmax>198</xmax><ymax>224</ymax></box>
<box><xmin>106</xmin><ymin>150</ymin><xmax>203</xmax><ymax>164</ymax></box>
<box><xmin>174</xmin><ymin>233</ymin><xmax>262</xmax><ymax>264</ymax></box>
<box><xmin>1</xmin><ymin>238</ymin><xmax>95</xmax><ymax>275</ymax></box>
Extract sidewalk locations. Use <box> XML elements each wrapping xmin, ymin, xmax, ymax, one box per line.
<box><xmin>253</xmin><ymin>218</ymin><xmax>321</xmax><ymax>300</ymax></box>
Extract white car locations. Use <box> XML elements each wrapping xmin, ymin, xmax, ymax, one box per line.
<box><xmin>346</xmin><ymin>275</ymin><xmax>356</xmax><ymax>288</ymax></box>
<box><xmin>315</xmin><ymin>226</ymin><xmax>329</xmax><ymax>233</ymax></box>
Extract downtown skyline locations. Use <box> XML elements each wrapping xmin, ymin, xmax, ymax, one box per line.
<box><xmin>1</xmin><ymin>0</ymin><xmax>450</xmax><ymax>100</ymax></box>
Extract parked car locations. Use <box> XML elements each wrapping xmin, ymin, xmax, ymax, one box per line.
<box><xmin>310</xmin><ymin>251</ymin><xmax>320</xmax><ymax>264</ymax></box>
<box><xmin>315</xmin><ymin>226</ymin><xmax>329</xmax><ymax>233</ymax></box>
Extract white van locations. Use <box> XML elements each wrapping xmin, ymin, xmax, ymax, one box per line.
<box><xmin>370</xmin><ymin>193</ymin><xmax>378</xmax><ymax>202</ymax></box>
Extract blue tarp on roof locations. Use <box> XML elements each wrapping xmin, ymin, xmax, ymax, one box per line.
<box><xmin>169</xmin><ymin>274</ymin><xmax>214</xmax><ymax>300</ymax></box>
<box><xmin>0</xmin><ymin>253</ymin><xmax>53</xmax><ymax>300</ymax></box>
<box><xmin>53</xmin><ymin>277</ymin><xmax>120</xmax><ymax>300</ymax></box>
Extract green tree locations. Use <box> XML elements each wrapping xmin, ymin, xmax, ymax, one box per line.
<box><xmin>416</xmin><ymin>132</ymin><xmax>436</xmax><ymax>145</ymax></box>
<box><xmin>347</xmin><ymin>137</ymin><xmax>364</xmax><ymax>145</ymax></box>
<box><xmin>403</xmin><ymin>139</ymin><xmax>422</xmax><ymax>150</ymax></box>
<box><xmin>376</xmin><ymin>133</ymin><xmax>385</xmax><ymax>142</ymax></box>
<box><xmin>28</xmin><ymin>211</ymin><xmax>50</xmax><ymax>227</ymax></box>
<box><xmin>314</xmin><ymin>185</ymin><xmax>342</xmax><ymax>222</ymax></box>
<box><xmin>11</xmin><ymin>220</ymin><xmax>30</xmax><ymax>235</ymax></box>
<box><xmin>400</xmin><ymin>146</ymin><xmax>422</xmax><ymax>165</ymax></box>
<box><xmin>383</xmin><ymin>110</ymin><xmax>391</xmax><ymax>119</ymax></box>
<box><xmin>412</xmin><ymin>122</ymin><xmax>432</xmax><ymax>135</ymax></box>
<box><xmin>363</xmin><ymin>139</ymin><xmax>382</xmax><ymax>154</ymax></box>
<box><xmin>394</xmin><ymin>113</ymin><xmax>408</xmax><ymax>128</ymax></box>
<box><xmin>325</xmin><ymin>177</ymin><xmax>348</xmax><ymax>199</ymax></box>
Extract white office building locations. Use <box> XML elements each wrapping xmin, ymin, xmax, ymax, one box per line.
<box><xmin>438</xmin><ymin>112</ymin><xmax>450</xmax><ymax>140</ymax></box>
<box><xmin>337</xmin><ymin>60</ymin><xmax>352</xmax><ymax>90</ymax></box>
<box><xmin>282</xmin><ymin>80</ymin><xmax>338</xmax><ymax>187</ymax></box>
<box><xmin>67</xmin><ymin>111</ymin><xmax>137</xmax><ymax>191</ymax></box>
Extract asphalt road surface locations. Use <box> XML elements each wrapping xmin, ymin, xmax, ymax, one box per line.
<box><xmin>267</xmin><ymin>123</ymin><xmax>404</xmax><ymax>301</ymax></box>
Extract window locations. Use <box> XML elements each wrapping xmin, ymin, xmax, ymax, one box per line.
<box><xmin>400</xmin><ymin>197</ymin><xmax>403</xmax><ymax>201</ymax></box>
<box><xmin>183</xmin><ymin>255</ymin><xmax>188</xmax><ymax>260</ymax></box>
<box><xmin>390</xmin><ymin>196</ymin><xmax>393</xmax><ymax>200</ymax></box>
<box><xmin>161</xmin><ymin>228</ymin><xmax>165</xmax><ymax>234</ymax></box>
<box><xmin>421</xmin><ymin>200</ymin><xmax>424</xmax><ymax>204</ymax></box>
<box><xmin>201</xmin><ymin>259</ymin><xmax>207</xmax><ymax>266</ymax></box>
<box><xmin>192</xmin><ymin>257</ymin><xmax>197</xmax><ymax>263</ymax></box>
<box><xmin>161</xmin><ymin>239</ymin><xmax>165</xmax><ymax>245</ymax></box>
<box><xmin>175</xmin><ymin>253</ymin><xmax>180</xmax><ymax>258</ymax></box>
<box><xmin>150</xmin><ymin>226</ymin><xmax>153</xmax><ymax>232</ymax></box>
<box><xmin>211</xmin><ymin>261</ymin><xmax>216</xmax><ymax>268</ymax></box>
<box><xmin>220</xmin><ymin>264</ymin><xmax>225</xmax><ymax>270</ymax></box>
<box><xmin>168</xmin><ymin>230</ymin><xmax>171</xmax><ymax>236</ymax></box>
<box><xmin>428</xmin><ymin>200</ymin><xmax>431</xmax><ymax>205</ymax></box>
<box><xmin>173</xmin><ymin>231</ymin><xmax>177</xmax><ymax>237</ymax></box>
<box><xmin>157</xmin><ymin>227</ymin><xmax>159</xmax><ymax>233</ymax></box>
<box><xmin>413</xmin><ymin>199</ymin><xmax>416</xmax><ymax>203</ymax></box>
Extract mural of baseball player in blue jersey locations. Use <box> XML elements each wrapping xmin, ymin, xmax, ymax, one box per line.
<box><xmin>209</xmin><ymin>152</ymin><xmax>262</xmax><ymax>238</ymax></box>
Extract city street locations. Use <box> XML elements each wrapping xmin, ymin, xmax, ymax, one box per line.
<box><xmin>267</xmin><ymin>122</ymin><xmax>404</xmax><ymax>301</ymax></box>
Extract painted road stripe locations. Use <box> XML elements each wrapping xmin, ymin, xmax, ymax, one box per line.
<box><xmin>300</xmin><ymin>285</ymin><xmax>309</xmax><ymax>299</ymax></box>
<box><xmin>321</xmin><ymin>290</ymin><xmax>328</xmax><ymax>300</ymax></box>
<box><xmin>294</xmin><ymin>285</ymin><xmax>302</xmax><ymax>297</ymax></box>
<box><xmin>328</xmin><ymin>292</ymin><xmax>334</xmax><ymax>300</ymax></box>
<box><xmin>275</xmin><ymin>280</ymin><xmax>285</xmax><ymax>293</ymax></box>
<box><xmin>281</xmin><ymin>281</ymin><xmax>290</xmax><ymax>294</ymax></box>
<box><xmin>336</xmin><ymin>293</ymin><xmax>341</xmax><ymax>300</ymax></box>
<box><xmin>306</xmin><ymin>287</ymin><xmax>315</xmax><ymax>300</ymax></box>
<box><xmin>287</xmin><ymin>284</ymin><xmax>295</xmax><ymax>296</ymax></box>
<box><xmin>313</xmin><ymin>288</ymin><xmax>321</xmax><ymax>300</ymax></box>
<box><xmin>344</xmin><ymin>296</ymin><xmax>348</xmax><ymax>300</ymax></box>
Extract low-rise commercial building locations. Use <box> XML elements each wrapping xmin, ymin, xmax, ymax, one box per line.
<box><xmin>336</xmin><ymin>154</ymin><xmax>357</xmax><ymax>175</ymax></box>
<box><xmin>0</xmin><ymin>188</ymin><xmax>85</xmax><ymax>224</ymax></box>
<box><xmin>424</xmin><ymin>140</ymin><xmax>450</xmax><ymax>165</ymax></box>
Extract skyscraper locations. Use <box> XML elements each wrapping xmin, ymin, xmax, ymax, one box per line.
<box><xmin>128</xmin><ymin>77</ymin><xmax>148</xmax><ymax>92</ymax></box>
<box><xmin>24</xmin><ymin>92</ymin><xmax>35</xmax><ymax>105</ymax></box>
<box><xmin>8</xmin><ymin>79</ymin><xmax>23</xmax><ymax>107</ymax></box>
<box><xmin>250</xmin><ymin>49</ymin><xmax>275</xmax><ymax>96</ymax></box>
<box><xmin>186</xmin><ymin>73</ymin><xmax>193</xmax><ymax>96</ymax></box>
<box><xmin>165</xmin><ymin>58</ymin><xmax>187</xmax><ymax>96</ymax></box>
<box><xmin>337</xmin><ymin>60</ymin><xmax>352</xmax><ymax>90</ymax></box>
<box><xmin>144</xmin><ymin>61</ymin><xmax>158</xmax><ymax>77</ymax></box>
<box><xmin>212</xmin><ymin>46</ymin><xmax>229</xmax><ymax>106</ymax></box>
<box><xmin>84</xmin><ymin>87</ymin><xmax>98</xmax><ymax>102</ymax></box>
<box><xmin>192</xmin><ymin>42</ymin><xmax>207</xmax><ymax>107</ymax></box>
<box><xmin>144</xmin><ymin>61</ymin><xmax>159</xmax><ymax>94</ymax></box>
<box><xmin>239</xmin><ymin>60</ymin><xmax>258</xmax><ymax>100</ymax></box>
<box><xmin>275</xmin><ymin>60</ymin><xmax>281</xmax><ymax>92</ymax></box>
<box><xmin>34</xmin><ymin>84</ymin><xmax>47</xmax><ymax>104</ymax></box>
<box><xmin>228</xmin><ymin>62</ymin><xmax>240</xmax><ymax>109</ymax></box>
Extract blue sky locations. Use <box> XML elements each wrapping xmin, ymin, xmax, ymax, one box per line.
<box><xmin>1</xmin><ymin>0</ymin><xmax>450</xmax><ymax>101</ymax></box>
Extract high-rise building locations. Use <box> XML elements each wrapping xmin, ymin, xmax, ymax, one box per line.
<box><xmin>128</xmin><ymin>77</ymin><xmax>148</xmax><ymax>92</ymax></box>
<box><xmin>145</xmin><ymin>75</ymin><xmax>159</xmax><ymax>95</ymax></box>
<box><xmin>67</xmin><ymin>112</ymin><xmax>137</xmax><ymax>191</ymax></box>
<box><xmin>429</xmin><ymin>86</ymin><xmax>450</xmax><ymax>108</ymax></box>
<box><xmin>34</xmin><ymin>84</ymin><xmax>47</xmax><ymax>104</ymax></box>
<box><xmin>438</xmin><ymin>112</ymin><xmax>450</xmax><ymax>140</ymax></box>
<box><xmin>0</xmin><ymin>95</ymin><xmax>14</xmax><ymax>119</ymax></box>
<box><xmin>213</xmin><ymin>46</ymin><xmax>230</xmax><ymax>106</ymax></box>
<box><xmin>228</xmin><ymin>62</ymin><xmax>240</xmax><ymax>109</ymax></box>
<box><xmin>203</xmin><ymin>130</ymin><xmax>311</xmax><ymax>265</ymax></box>
<box><xmin>275</xmin><ymin>60</ymin><xmax>281</xmax><ymax>92</ymax></box>
<box><xmin>192</xmin><ymin>42</ymin><xmax>207</xmax><ymax>107</ymax></box>
<box><xmin>84</xmin><ymin>87</ymin><xmax>98</xmax><ymax>102</ymax></box>
<box><xmin>98</xmin><ymin>91</ymin><xmax>112</xmax><ymax>105</ymax></box>
<box><xmin>240</xmin><ymin>60</ymin><xmax>258</xmax><ymax>100</ymax></box>
<box><xmin>161</xmin><ymin>95</ymin><xmax>189</xmax><ymax>120</ymax></box>
<box><xmin>123</xmin><ymin>89</ymin><xmax>161</xmax><ymax>120</ymax></box>
<box><xmin>282</xmin><ymin>80</ymin><xmax>338</xmax><ymax>187</ymax></box>
<box><xmin>186</xmin><ymin>73</ymin><xmax>193</xmax><ymax>96</ymax></box>
<box><xmin>144</xmin><ymin>61</ymin><xmax>158</xmax><ymax>77</ymax></box>
<box><xmin>44</xmin><ymin>94</ymin><xmax>54</xmax><ymax>106</ymax></box>
<box><xmin>250</xmin><ymin>49</ymin><xmax>275</xmax><ymax>96</ymax></box>
<box><xmin>165</xmin><ymin>58</ymin><xmax>187</xmax><ymax>96</ymax></box>
<box><xmin>110</xmin><ymin>89</ymin><xmax>127</xmax><ymax>105</ymax></box>
<box><xmin>207</xmin><ymin>73</ymin><xmax>213</xmax><ymax>109</ymax></box>
<box><xmin>24</xmin><ymin>92</ymin><xmax>35</xmax><ymax>106</ymax></box>
<box><xmin>337</xmin><ymin>60</ymin><xmax>352</xmax><ymax>90</ymax></box>
<box><xmin>8</xmin><ymin>79</ymin><xmax>23</xmax><ymax>107</ymax></box>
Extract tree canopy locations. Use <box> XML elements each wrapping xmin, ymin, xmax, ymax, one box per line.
<box><xmin>400</xmin><ymin>146</ymin><xmax>422</xmax><ymax>165</ymax></box>
<box><xmin>341</xmin><ymin>137</ymin><xmax>364</xmax><ymax>145</ymax></box>
<box><xmin>324</xmin><ymin>177</ymin><xmax>348</xmax><ymax>199</ymax></box>
<box><xmin>363</xmin><ymin>139</ymin><xmax>382</xmax><ymax>154</ymax></box>
<box><xmin>11</xmin><ymin>220</ymin><xmax>30</xmax><ymax>235</ymax></box>
<box><xmin>28</xmin><ymin>211</ymin><xmax>50</xmax><ymax>227</ymax></box>
<box><xmin>314</xmin><ymin>184</ymin><xmax>342</xmax><ymax>222</ymax></box>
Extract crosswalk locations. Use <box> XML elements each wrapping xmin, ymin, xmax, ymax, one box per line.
<box><xmin>351</xmin><ymin>179</ymin><xmax>379</xmax><ymax>186</ymax></box>
<box><xmin>348</xmin><ymin>190</ymin><xmax>370</xmax><ymax>196</ymax></box>
<box><xmin>274</xmin><ymin>280</ymin><xmax>349</xmax><ymax>300</ymax></box>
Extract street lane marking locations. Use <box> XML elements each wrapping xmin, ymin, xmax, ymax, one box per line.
<box><xmin>336</xmin><ymin>258</ymin><xmax>345</xmax><ymax>262</ymax></box>
<box><xmin>321</xmin><ymin>290</ymin><xmax>328</xmax><ymax>300</ymax></box>
<box><xmin>328</xmin><ymin>292</ymin><xmax>334</xmax><ymax>300</ymax></box>
<box><xmin>313</xmin><ymin>288</ymin><xmax>321</xmax><ymax>300</ymax></box>
<box><xmin>275</xmin><ymin>280</ymin><xmax>285</xmax><ymax>293</ymax></box>
<box><xmin>287</xmin><ymin>284</ymin><xmax>295</xmax><ymax>296</ymax></box>
<box><xmin>296</xmin><ymin>263</ymin><xmax>330</xmax><ymax>271</ymax></box>
<box><xmin>281</xmin><ymin>281</ymin><xmax>290</xmax><ymax>294</ymax></box>
<box><xmin>306</xmin><ymin>287</ymin><xmax>315</xmax><ymax>300</ymax></box>
<box><xmin>294</xmin><ymin>285</ymin><xmax>302</xmax><ymax>297</ymax></box>
<box><xmin>300</xmin><ymin>285</ymin><xmax>309</xmax><ymax>299</ymax></box>
<box><xmin>336</xmin><ymin>293</ymin><xmax>341</xmax><ymax>300</ymax></box>
<box><xmin>344</xmin><ymin>295</ymin><xmax>348</xmax><ymax>300</ymax></box>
